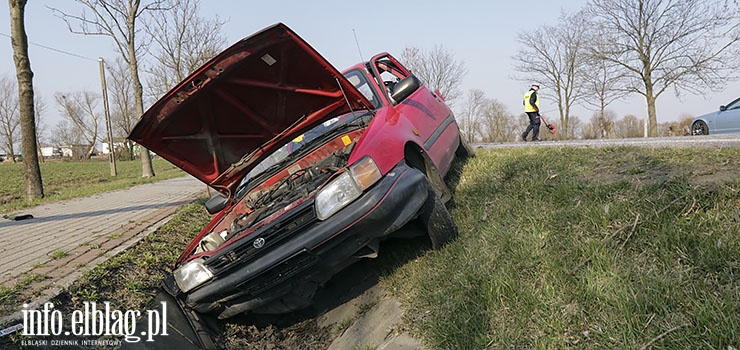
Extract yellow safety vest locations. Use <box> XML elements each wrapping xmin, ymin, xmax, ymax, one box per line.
<box><xmin>523</xmin><ymin>90</ymin><xmax>539</xmax><ymax>113</ymax></box>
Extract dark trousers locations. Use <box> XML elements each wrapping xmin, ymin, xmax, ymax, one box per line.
<box><xmin>523</xmin><ymin>112</ymin><xmax>541</xmax><ymax>140</ymax></box>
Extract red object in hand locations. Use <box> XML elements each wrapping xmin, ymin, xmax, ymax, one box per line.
<box><xmin>540</xmin><ymin>115</ymin><xmax>556</xmax><ymax>134</ymax></box>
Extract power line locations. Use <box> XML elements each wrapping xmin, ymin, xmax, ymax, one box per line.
<box><xmin>0</xmin><ymin>32</ymin><xmax>96</xmax><ymax>62</ymax></box>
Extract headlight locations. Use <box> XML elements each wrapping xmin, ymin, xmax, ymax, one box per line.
<box><xmin>315</xmin><ymin>156</ymin><xmax>381</xmax><ymax>220</ymax></box>
<box><xmin>173</xmin><ymin>258</ymin><xmax>213</xmax><ymax>293</ymax></box>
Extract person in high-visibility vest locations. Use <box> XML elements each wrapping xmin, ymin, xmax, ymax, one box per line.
<box><xmin>521</xmin><ymin>84</ymin><xmax>541</xmax><ymax>141</ymax></box>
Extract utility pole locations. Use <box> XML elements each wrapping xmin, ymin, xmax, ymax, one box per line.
<box><xmin>98</xmin><ymin>57</ymin><xmax>117</xmax><ymax>176</ymax></box>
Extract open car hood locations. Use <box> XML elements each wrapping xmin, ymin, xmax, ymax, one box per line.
<box><xmin>128</xmin><ymin>23</ymin><xmax>371</xmax><ymax>194</ymax></box>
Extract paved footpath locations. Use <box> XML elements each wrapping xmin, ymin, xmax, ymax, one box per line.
<box><xmin>0</xmin><ymin>176</ymin><xmax>206</xmax><ymax>323</ymax></box>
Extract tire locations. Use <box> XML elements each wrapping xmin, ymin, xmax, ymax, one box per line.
<box><xmin>691</xmin><ymin>120</ymin><xmax>709</xmax><ymax>135</ymax></box>
<box><xmin>419</xmin><ymin>187</ymin><xmax>458</xmax><ymax>249</ymax></box>
<box><xmin>455</xmin><ymin>132</ymin><xmax>475</xmax><ymax>159</ymax></box>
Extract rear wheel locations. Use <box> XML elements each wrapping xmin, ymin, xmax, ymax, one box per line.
<box><xmin>691</xmin><ymin>120</ymin><xmax>709</xmax><ymax>135</ymax></box>
<box><xmin>455</xmin><ymin>132</ymin><xmax>475</xmax><ymax>159</ymax></box>
<box><xmin>419</xmin><ymin>187</ymin><xmax>458</xmax><ymax>249</ymax></box>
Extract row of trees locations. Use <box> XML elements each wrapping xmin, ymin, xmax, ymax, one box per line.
<box><xmin>393</xmin><ymin>0</ymin><xmax>737</xmax><ymax>144</ymax></box>
<box><xmin>513</xmin><ymin>0</ymin><xmax>739</xmax><ymax>138</ymax></box>
<box><xmin>4</xmin><ymin>0</ymin><xmax>226</xmax><ymax>200</ymax></box>
<box><xmin>456</xmin><ymin>92</ymin><xmax>693</xmax><ymax>143</ymax></box>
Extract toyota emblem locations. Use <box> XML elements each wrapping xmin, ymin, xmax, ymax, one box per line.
<box><xmin>253</xmin><ymin>237</ymin><xmax>265</xmax><ymax>249</ymax></box>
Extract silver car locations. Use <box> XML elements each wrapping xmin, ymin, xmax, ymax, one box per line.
<box><xmin>691</xmin><ymin>97</ymin><xmax>740</xmax><ymax>135</ymax></box>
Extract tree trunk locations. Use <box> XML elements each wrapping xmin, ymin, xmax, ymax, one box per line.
<box><xmin>2</xmin><ymin>122</ymin><xmax>17</xmax><ymax>163</ymax></box>
<box><xmin>7</xmin><ymin>141</ymin><xmax>16</xmax><ymax>163</ymax></box>
<box><xmin>646</xmin><ymin>93</ymin><xmax>658</xmax><ymax>137</ymax></box>
<box><xmin>599</xmin><ymin>103</ymin><xmax>606</xmax><ymax>139</ymax></box>
<box><xmin>9</xmin><ymin>0</ymin><xmax>44</xmax><ymax>200</ymax></box>
<box><xmin>127</xmin><ymin>2</ymin><xmax>155</xmax><ymax>178</ymax></box>
<box><xmin>643</xmin><ymin>64</ymin><xmax>658</xmax><ymax>137</ymax></box>
<box><xmin>126</xmin><ymin>140</ymin><xmax>135</xmax><ymax>161</ymax></box>
<box><xmin>86</xmin><ymin>142</ymin><xmax>97</xmax><ymax>159</ymax></box>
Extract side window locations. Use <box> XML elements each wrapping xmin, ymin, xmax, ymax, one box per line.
<box><xmin>375</xmin><ymin>59</ymin><xmax>409</xmax><ymax>102</ymax></box>
<box><xmin>725</xmin><ymin>98</ymin><xmax>740</xmax><ymax>110</ymax></box>
<box><xmin>343</xmin><ymin>69</ymin><xmax>380</xmax><ymax>109</ymax></box>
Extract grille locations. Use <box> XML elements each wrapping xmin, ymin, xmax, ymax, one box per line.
<box><xmin>206</xmin><ymin>202</ymin><xmax>317</xmax><ymax>274</ymax></box>
<box><xmin>236</xmin><ymin>249</ymin><xmax>318</xmax><ymax>296</ymax></box>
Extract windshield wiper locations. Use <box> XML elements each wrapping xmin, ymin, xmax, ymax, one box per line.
<box><xmin>235</xmin><ymin>112</ymin><xmax>372</xmax><ymax>199</ymax></box>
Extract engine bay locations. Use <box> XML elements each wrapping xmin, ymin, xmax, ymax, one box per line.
<box><xmin>192</xmin><ymin>121</ymin><xmax>369</xmax><ymax>256</ymax></box>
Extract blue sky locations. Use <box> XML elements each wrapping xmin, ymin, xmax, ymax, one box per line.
<box><xmin>1</xmin><ymin>0</ymin><xmax>737</xmax><ymax>132</ymax></box>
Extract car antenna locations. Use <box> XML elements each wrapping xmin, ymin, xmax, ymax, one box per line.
<box><xmin>347</xmin><ymin>29</ymin><xmax>375</xmax><ymax>113</ymax></box>
<box><xmin>353</xmin><ymin>29</ymin><xmax>365</xmax><ymax>63</ymax></box>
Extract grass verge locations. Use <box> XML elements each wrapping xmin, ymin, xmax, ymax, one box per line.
<box><xmin>0</xmin><ymin>159</ymin><xmax>184</xmax><ymax>213</ymax></box>
<box><xmin>0</xmin><ymin>274</ymin><xmax>48</xmax><ymax>309</ymax></box>
<box><xmin>384</xmin><ymin>146</ymin><xmax>740</xmax><ymax>349</ymax></box>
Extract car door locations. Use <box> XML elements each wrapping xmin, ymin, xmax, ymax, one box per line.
<box><xmin>369</xmin><ymin>53</ymin><xmax>456</xmax><ymax>168</ymax></box>
<box><xmin>715</xmin><ymin>97</ymin><xmax>740</xmax><ymax>134</ymax></box>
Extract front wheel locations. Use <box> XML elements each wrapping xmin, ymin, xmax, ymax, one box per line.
<box><xmin>691</xmin><ymin>120</ymin><xmax>709</xmax><ymax>135</ymax></box>
<box><xmin>419</xmin><ymin>187</ymin><xmax>458</xmax><ymax>249</ymax></box>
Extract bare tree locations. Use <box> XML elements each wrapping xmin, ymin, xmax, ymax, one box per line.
<box><xmin>457</xmin><ymin>89</ymin><xmax>486</xmax><ymax>143</ymax></box>
<box><xmin>586</xmin><ymin>109</ymin><xmax>617</xmax><ymax>139</ymax></box>
<box><xmin>0</xmin><ymin>76</ymin><xmax>20</xmax><ymax>163</ymax></box>
<box><xmin>580</xmin><ymin>118</ymin><xmax>599</xmax><ymax>139</ymax></box>
<box><xmin>568</xmin><ymin>116</ymin><xmax>584</xmax><ymax>139</ymax></box>
<box><xmin>107</xmin><ymin>57</ymin><xmax>137</xmax><ymax>160</ymax></box>
<box><xmin>613</xmin><ymin>114</ymin><xmax>644</xmax><ymax>138</ymax></box>
<box><xmin>401</xmin><ymin>45</ymin><xmax>467</xmax><ymax>105</ymax></box>
<box><xmin>52</xmin><ymin>0</ymin><xmax>167</xmax><ymax>177</ymax></box>
<box><xmin>582</xmin><ymin>58</ymin><xmax>629</xmax><ymax>138</ymax></box>
<box><xmin>55</xmin><ymin>91</ymin><xmax>101</xmax><ymax>159</ymax></box>
<box><xmin>658</xmin><ymin>115</ymin><xmax>693</xmax><ymax>136</ymax></box>
<box><xmin>480</xmin><ymin>99</ymin><xmax>518</xmax><ymax>142</ymax></box>
<box><xmin>34</xmin><ymin>94</ymin><xmax>47</xmax><ymax>162</ymax></box>
<box><xmin>514</xmin><ymin>10</ymin><xmax>590</xmax><ymax>139</ymax></box>
<box><xmin>587</xmin><ymin>0</ymin><xmax>740</xmax><ymax>136</ymax></box>
<box><xmin>52</xmin><ymin>119</ymin><xmax>84</xmax><ymax>148</ymax></box>
<box><xmin>145</xmin><ymin>0</ymin><xmax>226</xmax><ymax>97</ymax></box>
<box><xmin>9</xmin><ymin>0</ymin><xmax>43</xmax><ymax>199</ymax></box>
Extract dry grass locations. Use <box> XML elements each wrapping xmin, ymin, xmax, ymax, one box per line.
<box><xmin>384</xmin><ymin>146</ymin><xmax>740</xmax><ymax>349</ymax></box>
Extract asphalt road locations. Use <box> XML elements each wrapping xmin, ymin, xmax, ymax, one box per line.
<box><xmin>476</xmin><ymin>134</ymin><xmax>740</xmax><ymax>149</ymax></box>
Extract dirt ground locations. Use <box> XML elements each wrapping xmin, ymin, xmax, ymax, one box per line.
<box><xmin>213</xmin><ymin>235</ymin><xmax>429</xmax><ymax>350</ymax></box>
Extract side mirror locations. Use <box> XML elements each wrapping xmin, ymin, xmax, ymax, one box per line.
<box><xmin>390</xmin><ymin>75</ymin><xmax>421</xmax><ymax>102</ymax></box>
<box><xmin>205</xmin><ymin>194</ymin><xmax>229</xmax><ymax>214</ymax></box>
<box><xmin>720</xmin><ymin>105</ymin><xmax>727</xmax><ymax>111</ymax></box>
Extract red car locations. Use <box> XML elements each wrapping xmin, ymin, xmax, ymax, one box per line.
<box><xmin>129</xmin><ymin>23</ymin><xmax>471</xmax><ymax>320</ymax></box>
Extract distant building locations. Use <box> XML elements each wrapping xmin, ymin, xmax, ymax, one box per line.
<box><xmin>40</xmin><ymin>146</ymin><xmax>63</xmax><ymax>158</ymax></box>
<box><xmin>59</xmin><ymin>145</ymin><xmax>89</xmax><ymax>159</ymax></box>
<box><xmin>101</xmin><ymin>138</ymin><xmax>127</xmax><ymax>155</ymax></box>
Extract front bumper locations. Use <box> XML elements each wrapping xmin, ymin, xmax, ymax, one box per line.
<box><xmin>167</xmin><ymin>162</ymin><xmax>431</xmax><ymax>318</ymax></box>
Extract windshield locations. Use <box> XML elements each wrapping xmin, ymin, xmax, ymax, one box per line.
<box><xmin>344</xmin><ymin>68</ymin><xmax>381</xmax><ymax>109</ymax></box>
<box><xmin>235</xmin><ymin>116</ymin><xmax>340</xmax><ymax>192</ymax></box>
<box><xmin>233</xmin><ymin>110</ymin><xmax>372</xmax><ymax>198</ymax></box>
